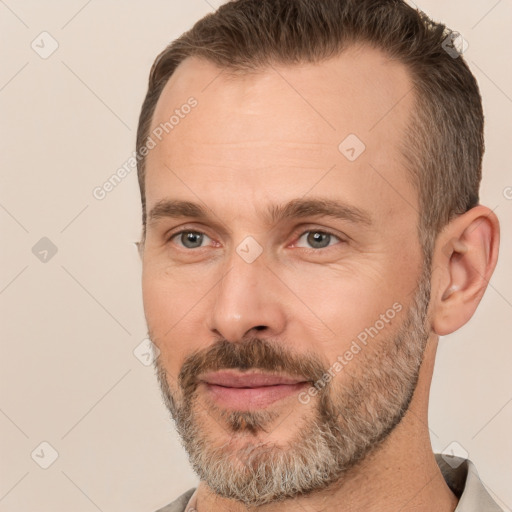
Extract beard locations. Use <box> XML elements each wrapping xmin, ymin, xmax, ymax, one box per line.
<box><xmin>152</xmin><ymin>263</ymin><xmax>432</xmax><ymax>507</ymax></box>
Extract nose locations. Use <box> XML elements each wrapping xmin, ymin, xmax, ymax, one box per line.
<box><xmin>208</xmin><ymin>248</ymin><xmax>287</xmax><ymax>342</ymax></box>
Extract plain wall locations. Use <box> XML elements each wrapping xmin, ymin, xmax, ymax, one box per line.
<box><xmin>0</xmin><ymin>1</ymin><xmax>511</xmax><ymax>510</ymax></box>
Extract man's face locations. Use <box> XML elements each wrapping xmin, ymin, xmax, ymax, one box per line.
<box><xmin>142</xmin><ymin>46</ymin><xmax>430</xmax><ymax>505</ymax></box>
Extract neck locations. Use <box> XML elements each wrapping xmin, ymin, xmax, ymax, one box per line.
<box><xmin>194</xmin><ymin>337</ymin><xmax>459</xmax><ymax>512</ymax></box>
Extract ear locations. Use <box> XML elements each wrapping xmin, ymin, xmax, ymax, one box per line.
<box><xmin>135</xmin><ymin>240</ymin><xmax>144</xmax><ymax>261</ymax></box>
<box><xmin>430</xmin><ymin>205</ymin><xmax>500</xmax><ymax>336</ymax></box>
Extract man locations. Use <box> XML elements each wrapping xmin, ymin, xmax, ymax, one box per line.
<box><xmin>136</xmin><ymin>0</ymin><xmax>502</xmax><ymax>510</ymax></box>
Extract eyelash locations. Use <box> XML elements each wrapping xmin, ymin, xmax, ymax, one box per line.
<box><xmin>166</xmin><ymin>227</ymin><xmax>345</xmax><ymax>251</ymax></box>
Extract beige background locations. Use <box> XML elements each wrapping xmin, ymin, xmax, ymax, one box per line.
<box><xmin>0</xmin><ymin>1</ymin><xmax>511</xmax><ymax>511</ymax></box>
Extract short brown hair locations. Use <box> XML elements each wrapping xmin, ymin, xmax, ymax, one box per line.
<box><xmin>136</xmin><ymin>0</ymin><xmax>483</xmax><ymax>267</ymax></box>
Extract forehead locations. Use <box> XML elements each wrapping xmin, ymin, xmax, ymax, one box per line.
<box><xmin>150</xmin><ymin>45</ymin><xmax>414</xmax><ymax>140</ymax></box>
<box><xmin>145</xmin><ymin>45</ymin><xmax>417</xmax><ymax>225</ymax></box>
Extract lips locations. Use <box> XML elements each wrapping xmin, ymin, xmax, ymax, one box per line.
<box><xmin>198</xmin><ymin>370</ymin><xmax>310</xmax><ymax>409</ymax></box>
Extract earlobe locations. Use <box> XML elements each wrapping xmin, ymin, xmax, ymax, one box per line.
<box><xmin>431</xmin><ymin>205</ymin><xmax>500</xmax><ymax>336</ymax></box>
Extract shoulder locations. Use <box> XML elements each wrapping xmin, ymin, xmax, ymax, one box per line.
<box><xmin>154</xmin><ymin>487</ymin><xmax>197</xmax><ymax>512</ymax></box>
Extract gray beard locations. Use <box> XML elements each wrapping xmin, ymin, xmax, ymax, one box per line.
<box><xmin>153</xmin><ymin>264</ymin><xmax>431</xmax><ymax>507</ymax></box>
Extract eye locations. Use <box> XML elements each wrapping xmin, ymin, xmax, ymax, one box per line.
<box><xmin>170</xmin><ymin>230</ymin><xmax>212</xmax><ymax>249</ymax></box>
<box><xmin>294</xmin><ymin>230</ymin><xmax>343</xmax><ymax>250</ymax></box>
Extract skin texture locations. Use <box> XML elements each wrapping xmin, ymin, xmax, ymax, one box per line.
<box><xmin>140</xmin><ymin>45</ymin><xmax>500</xmax><ymax>511</ymax></box>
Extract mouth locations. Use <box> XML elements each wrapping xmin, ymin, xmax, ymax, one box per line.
<box><xmin>198</xmin><ymin>370</ymin><xmax>310</xmax><ymax>409</ymax></box>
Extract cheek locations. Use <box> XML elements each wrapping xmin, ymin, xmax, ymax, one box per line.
<box><xmin>142</xmin><ymin>266</ymin><xmax>171</xmax><ymax>333</ymax></box>
<box><xmin>282</xmin><ymin>263</ymin><xmax>407</xmax><ymax>356</ymax></box>
<box><xmin>142</xmin><ymin>261</ymin><xmax>219</xmax><ymax>377</ymax></box>
<box><xmin>142</xmin><ymin>260</ymin><xmax>200</xmax><ymax>324</ymax></box>
<box><xmin>141</xmin><ymin>265</ymin><xmax>194</xmax><ymax>364</ymax></box>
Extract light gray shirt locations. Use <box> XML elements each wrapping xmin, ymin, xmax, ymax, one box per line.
<box><xmin>155</xmin><ymin>454</ymin><xmax>503</xmax><ymax>511</ymax></box>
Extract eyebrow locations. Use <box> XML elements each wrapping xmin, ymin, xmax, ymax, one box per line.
<box><xmin>147</xmin><ymin>197</ymin><xmax>373</xmax><ymax>228</ymax></box>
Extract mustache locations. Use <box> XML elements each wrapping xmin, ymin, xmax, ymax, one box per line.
<box><xmin>178</xmin><ymin>338</ymin><xmax>328</xmax><ymax>397</ymax></box>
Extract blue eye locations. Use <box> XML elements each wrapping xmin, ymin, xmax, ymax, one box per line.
<box><xmin>171</xmin><ymin>231</ymin><xmax>212</xmax><ymax>249</ymax></box>
<box><xmin>295</xmin><ymin>230</ymin><xmax>341</xmax><ymax>249</ymax></box>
